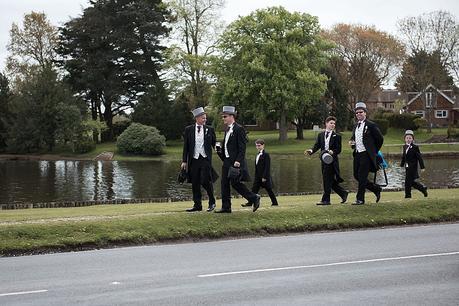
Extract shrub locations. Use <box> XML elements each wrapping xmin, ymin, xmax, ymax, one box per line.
<box><xmin>383</xmin><ymin>113</ymin><xmax>419</xmax><ymax>130</ymax></box>
<box><xmin>73</xmin><ymin>137</ymin><xmax>96</xmax><ymax>154</ymax></box>
<box><xmin>447</xmin><ymin>124</ymin><xmax>459</xmax><ymax>139</ymax></box>
<box><xmin>117</xmin><ymin>123</ymin><xmax>166</xmax><ymax>155</ymax></box>
<box><xmin>372</xmin><ymin>119</ymin><xmax>388</xmax><ymax>135</ymax></box>
<box><xmin>413</xmin><ymin>117</ymin><xmax>428</xmax><ymax>130</ymax></box>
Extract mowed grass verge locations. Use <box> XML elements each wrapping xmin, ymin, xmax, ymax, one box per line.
<box><xmin>1</xmin><ymin>189</ymin><xmax>458</xmax><ymax>256</ymax></box>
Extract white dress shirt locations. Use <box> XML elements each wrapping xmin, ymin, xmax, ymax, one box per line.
<box><xmin>193</xmin><ymin>124</ymin><xmax>206</xmax><ymax>159</ymax></box>
<box><xmin>256</xmin><ymin>150</ymin><xmax>263</xmax><ymax>165</ymax></box>
<box><xmin>224</xmin><ymin>123</ymin><xmax>234</xmax><ymax>158</ymax></box>
<box><xmin>324</xmin><ymin>130</ymin><xmax>332</xmax><ymax>151</ymax></box>
<box><xmin>355</xmin><ymin>121</ymin><xmax>366</xmax><ymax>153</ymax></box>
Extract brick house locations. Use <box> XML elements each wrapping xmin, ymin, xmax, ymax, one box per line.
<box><xmin>405</xmin><ymin>84</ymin><xmax>458</xmax><ymax>127</ymax></box>
<box><xmin>366</xmin><ymin>89</ymin><xmax>403</xmax><ymax>113</ymax></box>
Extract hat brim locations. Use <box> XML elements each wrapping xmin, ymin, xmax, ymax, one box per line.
<box><xmin>193</xmin><ymin>111</ymin><xmax>206</xmax><ymax>117</ymax></box>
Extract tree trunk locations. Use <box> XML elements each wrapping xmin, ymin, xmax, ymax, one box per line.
<box><xmin>295</xmin><ymin>123</ymin><xmax>304</xmax><ymax>140</ymax></box>
<box><xmin>278</xmin><ymin>110</ymin><xmax>288</xmax><ymax>143</ymax></box>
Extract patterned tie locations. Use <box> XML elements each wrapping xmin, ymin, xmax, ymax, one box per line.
<box><xmin>357</xmin><ymin>122</ymin><xmax>361</xmax><ymax>129</ymax></box>
<box><xmin>197</xmin><ymin>126</ymin><xmax>201</xmax><ymax>133</ymax></box>
<box><xmin>325</xmin><ymin>131</ymin><xmax>329</xmax><ymax>139</ymax></box>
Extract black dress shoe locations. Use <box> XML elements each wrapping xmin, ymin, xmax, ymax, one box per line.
<box><xmin>422</xmin><ymin>187</ymin><xmax>428</xmax><ymax>197</ymax></box>
<box><xmin>405</xmin><ymin>195</ymin><xmax>412</xmax><ymax>199</ymax></box>
<box><xmin>186</xmin><ymin>206</ymin><xmax>202</xmax><ymax>212</ymax></box>
<box><xmin>207</xmin><ymin>203</ymin><xmax>216</xmax><ymax>212</ymax></box>
<box><xmin>214</xmin><ymin>209</ymin><xmax>232</xmax><ymax>213</ymax></box>
<box><xmin>316</xmin><ymin>201</ymin><xmax>331</xmax><ymax>205</ymax></box>
<box><xmin>253</xmin><ymin>194</ymin><xmax>261</xmax><ymax>212</ymax></box>
<box><xmin>341</xmin><ymin>192</ymin><xmax>348</xmax><ymax>204</ymax></box>
<box><xmin>352</xmin><ymin>200</ymin><xmax>364</xmax><ymax>205</ymax></box>
<box><xmin>375</xmin><ymin>189</ymin><xmax>381</xmax><ymax>203</ymax></box>
<box><xmin>241</xmin><ymin>202</ymin><xmax>253</xmax><ymax>207</ymax></box>
<box><xmin>271</xmin><ymin>203</ymin><xmax>279</xmax><ymax>206</ymax></box>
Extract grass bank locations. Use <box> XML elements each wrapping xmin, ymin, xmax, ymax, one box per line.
<box><xmin>1</xmin><ymin>189</ymin><xmax>458</xmax><ymax>256</ymax></box>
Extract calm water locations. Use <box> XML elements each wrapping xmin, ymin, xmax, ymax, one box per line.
<box><xmin>1</xmin><ymin>156</ymin><xmax>458</xmax><ymax>204</ymax></box>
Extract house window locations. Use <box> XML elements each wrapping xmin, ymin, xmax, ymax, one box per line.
<box><xmin>425</xmin><ymin>92</ymin><xmax>433</xmax><ymax>108</ymax></box>
<box><xmin>435</xmin><ymin>110</ymin><xmax>448</xmax><ymax>118</ymax></box>
<box><xmin>413</xmin><ymin>110</ymin><xmax>425</xmax><ymax>118</ymax></box>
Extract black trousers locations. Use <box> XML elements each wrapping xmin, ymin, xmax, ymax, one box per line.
<box><xmin>405</xmin><ymin>169</ymin><xmax>426</xmax><ymax>197</ymax></box>
<box><xmin>221</xmin><ymin>162</ymin><xmax>258</xmax><ymax>211</ymax></box>
<box><xmin>190</xmin><ymin>157</ymin><xmax>215</xmax><ymax>208</ymax></box>
<box><xmin>252</xmin><ymin>179</ymin><xmax>278</xmax><ymax>205</ymax></box>
<box><xmin>321</xmin><ymin>163</ymin><xmax>346</xmax><ymax>202</ymax></box>
<box><xmin>353</xmin><ymin>152</ymin><xmax>380</xmax><ymax>202</ymax></box>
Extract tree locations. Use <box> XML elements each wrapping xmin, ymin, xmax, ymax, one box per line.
<box><xmin>165</xmin><ymin>0</ymin><xmax>224</xmax><ymax>109</ymax></box>
<box><xmin>397</xmin><ymin>11</ymin><xmax>459</xmax><ymax>84</ymax></box>
<box><xmin>6</xmin><ymin>11</ymin><xmax>58</xmax><ymax>89</ymax></box>
<box><xmin>323</xmin><ymin>24</ymin><xmax>406</xmax><ymax>114</ymax></box>
<box><xmin>5</xmin><ymin>66</ymin><xmax>86</xmax><ymax>153</ymax></box>
<box><xmin>0</xmin><ymin>73</ymin><xmax>12</xmax><ymax>151</ymax></box>
<box><xmin>396</xmin><ymin>50</ymin><xmax>454</xmax><ymax>92</ymax></box>
<box><xmin>58</xmin><ymin>0</ymin><xmax>171</xmax><ymax>140</ymax></box>
<box><xmin>213</xmin><ymin>6</ymin><xmax>331</xmax><ymax>142</ymax></box>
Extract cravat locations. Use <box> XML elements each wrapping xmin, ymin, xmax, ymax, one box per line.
<box><xmin>325</xmin><ymin>131</ymin><xmax>329</xmax><ymax>138</ymax></box>
<box><xmin>197</xmin><ymin>126</ymin><xmax>201</xmax><ymax>133</ymax></box>
<box><xmin>357</xmin><ymin>122</ymin><xmax>361</xmax><ymax>129</ymax></box>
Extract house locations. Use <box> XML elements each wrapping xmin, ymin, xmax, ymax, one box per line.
<box><xmin>404</xmin><ymin>84</ymin><xmax>459</xmax><ymax>127</ymax></box>
<box><xmin>366</xmin><ymin>89</ymin><xmax>403</xmax><ymax>112</ymax></box>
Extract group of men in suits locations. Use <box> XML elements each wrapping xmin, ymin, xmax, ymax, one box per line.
<box><xmin>306</xmin><ymin>102</ymin><xmax>384</xmax><ymax>205</ymax></box>
<box><xmin>182</xmin><ymin>102</ymin><xmax>427</xmax><ymax>211</ymax></box>
<box><xmin>181</xmin><ymin>106</ymin><xmax>265</xmax><ymax>213</ymax></box>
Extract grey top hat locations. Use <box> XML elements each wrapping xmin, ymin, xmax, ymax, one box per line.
<box><xmin>191</xmin><ymin>107</ymin><xmax>205</xmax><ymax>117</ymax></box>
<box><xmin>222</xmin><ymin>105</ymin><xmax>237</xmax><ymax>115</ymax></box>
<box><xmin>405</xmin><ymin>130</ymin><xmax>414</xmax><ymax>137</ymax></box>
<box><xmin>321</xmin><ymin>151</ymin><xmax>333</xmax><ymax>164</ymax></box>
<box><xmin>354</xmin><ymin>101</ymin><xmax>367</xmax><ymax>111</ymax></box>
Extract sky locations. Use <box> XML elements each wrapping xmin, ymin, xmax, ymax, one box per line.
<box><xmin>1</xmin><ymin>0</ymin><xmax>458</xmax><ymax>71</ymax></box>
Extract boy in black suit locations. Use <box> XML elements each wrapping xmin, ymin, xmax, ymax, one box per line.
<box><xmin>242</xmin><ymin>139</ymin><xmax>278</xmax><ymax>208</ymax></box>
<box><xmin>306</xmin><ymin>116</ymin><xmax>348</xmax><ymax>205</ymax></box>
<box><xmin>400</xmin><ymin>130</ymin><xmax>428</xmax><ymax>198</ymax></box>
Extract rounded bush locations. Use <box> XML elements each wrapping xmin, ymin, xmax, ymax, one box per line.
<box><xmin>383</xmin><ymin>113</ymin><xmax>419</xmax><ymax>130</ymax></box>
<box><xmin>372</xmin><ymin>118</ymin><xmax>389</xmax><ymax>135</ymax></box>
<box><xmin>117</xmin><ymin>123</ymin><xmax>166</xmax><ymax>155</ymax></box>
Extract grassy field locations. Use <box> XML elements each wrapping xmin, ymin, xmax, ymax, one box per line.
<box><xmin>1</xmin><ymin>188</ymin><xmax>458</xmax><ymax>256</ymax></box>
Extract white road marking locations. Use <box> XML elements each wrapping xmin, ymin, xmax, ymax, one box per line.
<box><xmin>198</xmin><ymin>251</ymin><xmax>459</xmax><ymax>278</ymax></box>
<box><xmin>0</xmin><ymin>289</ymin><xmax>48</xmax><ymax>297</ymax></box>
<box><xmin>111</xmin><ymin>281</ymin><xmax>121</xmax><ymax>285</ymax></box>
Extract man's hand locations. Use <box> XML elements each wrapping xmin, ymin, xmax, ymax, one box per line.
<box><xmin>349</xmin><ymin>140</ymin><xmax>355</xmax><ymax>146</ymax></box>
<box><xmin>181</xmin><ymin>162</ymin><xmax>187</xmax><ymax>170</ymax></box>
<box><xmin>328</xmin><ymin>150</ymin><xmax>334</xmax><ymax>155</ymax></box>
<box><xmin>234</xmin><ymin>161</ymin><xmax>240</xmax><ymax>167</ymax></box>
<box><xmin>262</xmin><ymin>178</ymin><xmax>267</xmax><ymax>183</ymax></box>
<box><xmin>304</xmin><ymin>149</ymin><xmax>313</xmax><ymax>155</ymax></box>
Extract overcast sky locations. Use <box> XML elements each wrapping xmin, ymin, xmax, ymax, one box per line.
<box><xmin>1</xmin><ymin>0</ymin><xmax>458</xmax><ymax>71</ymax></box>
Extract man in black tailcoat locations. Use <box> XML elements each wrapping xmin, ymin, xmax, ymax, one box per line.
<box><xmin>181</xmin><ymin>107</ymin><xmax>218</xmax><ymax>212</ymax></box>
<box><xmin>215</xmin><ymin>106</ymin><xmax>261</xmax><ymax>213</ymax></box>
<box><xmin>349</xmin><ymin>102</ymin><xmax>384</xmax><ymax>205</ymax></box>
<box><xmin>306</xmin><ymin>116</ymin><xmax>348</xmax><ymax>205</ymax></box>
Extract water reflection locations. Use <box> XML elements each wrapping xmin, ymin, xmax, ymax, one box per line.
<box><xmin>0</xmin><ymin>156</ymin><xmax>458</xmax><ymax>204</ymax></box>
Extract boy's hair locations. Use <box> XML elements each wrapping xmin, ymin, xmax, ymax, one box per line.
<box><xmin>325</xmin><ymin>116</ymin><xmax>337</xmax><ymax>123</ymax></box>
<box><xmin>254</xmin><ymin>138</ymin><xmax>265</xmax><ymax>145</ymax></box>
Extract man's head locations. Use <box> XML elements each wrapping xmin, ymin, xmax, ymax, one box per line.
<box><xmin>325</xmin><ymin>116</ymin><xmax>336</xmax><ymax>131</ymax></box>
<box><xmin>354</xmin><ymin>101</ymin><xmax>367</xmax><ymax>121</ymax></box>
<box><xmin>255</xmin><ymin>139</ymin><xmax>265</xmax><ymax>152</ymax></box>
<box><xmin>221</xmin><ymin>106</ymin><xmax>236</xmax><ymax>125</ymax></box>
<box><xmin>192</xmin><ymin>107</ymin><xmax>207</xmax><ymax>125</ymax></box>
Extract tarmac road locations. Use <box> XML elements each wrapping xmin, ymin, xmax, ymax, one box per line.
<box><xmin>1</xmin><ymin>223</ymin><xmax>458</xmax><ymax>305</ymax></box>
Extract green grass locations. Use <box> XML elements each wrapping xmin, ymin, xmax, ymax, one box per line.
<box><xmin>1</xmin><ymin>188</ymin><xmax>458</xmax><ymax>256</ymax></box>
